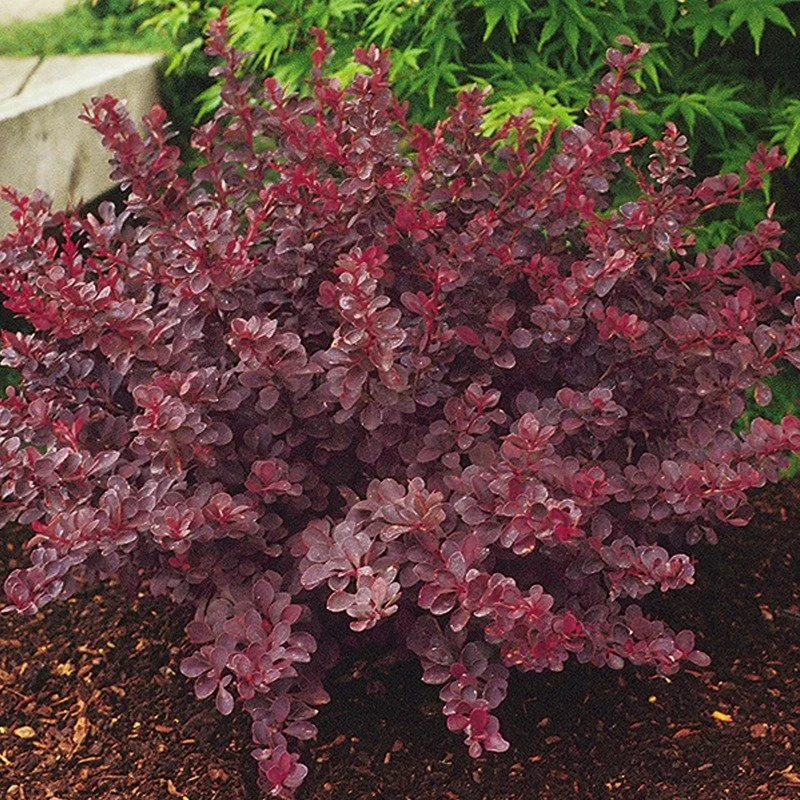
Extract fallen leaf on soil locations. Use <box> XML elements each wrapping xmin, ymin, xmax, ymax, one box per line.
<box><xmin>672</xmin><ymin>727</ymin><xmax>698</xmax><ymax>740</ymax></box>
<box><xmin>711</xmin><ymin>710</ymin><xmax>733</xmax><ymax>723</ymax></box>
<box><xmin>207</xmin><ymin>766</ymin><xmax>230</xmax><ymax>782</ymax></box>
<box><xmin>72</xmin><ymin>716</ymin><xmax>90</xmax><ymax>749</ymax></box>
<box><xmin>316</xmin><ymin>733</ymin><xmax>346</xmax><ymax>751</ymax></box>
<box><xmin>12</xmin><ymin>726</ymin><xmax>36</xmax><ymax>739</ymax></box>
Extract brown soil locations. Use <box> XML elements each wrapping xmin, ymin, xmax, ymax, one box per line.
<box><xmin>1</xmin><ymin>483</ymin><xmax>799</xmax><ymax>800</ymax></box>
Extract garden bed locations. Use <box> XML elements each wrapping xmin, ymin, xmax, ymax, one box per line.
<box><xmin>1</xmin><ymin>481</ymin><xmax>798</xmax><ymax>800</ymax></box>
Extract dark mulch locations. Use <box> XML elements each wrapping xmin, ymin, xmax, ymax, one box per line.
<box><xmin>2</xmin><ymin>482</ymin><xmax>799</xmax><ymax>800</ymax></box>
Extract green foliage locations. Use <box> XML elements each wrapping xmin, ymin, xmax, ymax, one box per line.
<box><xmin>676</xmin><ymin>0</ymin><xmax>796</xmax><ymax>55</ymax></box>
<box><xmin>89</xmin><ymin>0</ymin><xmax>150</xmax><ymax>17</ymax></box>
<box><xmin>772</xmin><ymin>98</ymin><xmax>800</xmax><ymax>164</ymax></box>
<box><xmin>135</xmin><ymin>1</ymin><xmax>798</xmax><ymax>129</ymax></box>
<box><xmin>0</xmin><ymin>1</ymin><xmax>168</xmax><ymax>57</ymax></box>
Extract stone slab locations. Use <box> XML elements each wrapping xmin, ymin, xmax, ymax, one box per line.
<box><xmin>0</xmin><ymin>52</ymin><xmax>163</xmax><ymax>235</ymax></box>
<box><xmin>25</xmin><ymin>53</ymin><xmax>162</xmax><ymax>96</ymax></box>
<box><xmin>0</xmin><ymin>57</ymin><xmax>40</xmax><ymax>102</ymax></box>
<box><xmin>0</xmin><ymin>0</ymin><xmax>75</xmax><ymax>24</ymax></box>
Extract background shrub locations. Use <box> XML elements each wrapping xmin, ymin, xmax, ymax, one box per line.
<box><xmin>2</xmin><ymin>21</ymin><xmax>800</xmax><ymax>798</ymax></box>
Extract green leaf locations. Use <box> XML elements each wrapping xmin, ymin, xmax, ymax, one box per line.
<box><xmin>643</xmin><ymin>59</ymin><xmax>661</xmax><ymax>92</ymax></box>
<box><xmin>392</xmin><ymin>46</ymin><xmax>425</xmax><ymax>73</ymax></box>
<box><xmin>563</xmin><ymin>17</ymin><xmax>579</xmax><ymax>60</ymax></box>
<box><xmin>194</xmin><ymin>82</ymin><xmax>222</xmax><ymax>123</ymax></box>
<box><xmin>675</xmin><ymin>1</ymin><xmax>729</xmax><ymax>54</ymax></box>
<box><xmin>166</xmin><ymin>36</ymin><xmax>203</xmax><ymax>75</ymax></box>
<box><xmin>771</xmin><ymin>99</ymin><xmax>800</xmax><ymax>165</ymax></box>
<box><xmin>538</xmin><ymin>14</ymin><xmax>561</xmax><ymax>51</ymax></box>
<box><xmin>328</xmin><ymin>0</ymin><xmax>367</xmax><ymax>18</ymax></box>
<box><xmin>0</xmin><ymin>368</ymin><xmax>20</xmax><ymax>394</ymax></box>
<box><xmin>482</xmin><ymin>2</ymin><xmax>505</xmax><ymax>41</ymax></box>
<box><xmin>747</xmin><ymin>13</ymin><xmax>766</xmax><ymax>54</ymax></box>
<box><xmin>562</xmin><ymin>0</ymin><xmax>605</xmax><ymax>46</ymax></box>
<box><xmin>657</xmin><ymin>83</ymin><xmax>755</xmax><ymax>141</ymax></box>
<box><xmin>482</xmin><ymin>85</ymin><xmax>578</xmax><ymax>136</ymax></box>
<box><xmin>763</xmin><ymin>3</ymin><xmax>797</xmax><ymax>35</ymax></box>
<box><xmin>727</xmin><ymin>2</ymin><xmax>764</xmax><ymax>54</ymax></box>
<box><xmin>656</xmin><ymin>0</ymin><xmax>678</xmax><ymax>33</ymax></box>
<box><xmin>722</xmin><ymin>0</ymin><xmax>797</xmax><ymax>54</ymax></box>
<box><xmin>478</xmin><ymin>0</ymin><xmax>533</xmax><ymax>42</ymax></box>
<box><xmin>679</xmin><ymin>101</ymin><xmax>697</xmax><ymax>134</ymax></box>
<box><xmin>365</xmin><ymin>1</ymin><xmax>406</xmax><ymax>46</ymax></box>
<box><xmin>781</xmin><ymin>119</ymin><xmax>800</xmax><ymax>165</ymax></box>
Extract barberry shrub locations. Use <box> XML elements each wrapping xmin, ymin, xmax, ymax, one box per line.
<box><xmin>2</xmin><ymin>19</ymin><xmax>800</xmax><ymax>798</ymax></box>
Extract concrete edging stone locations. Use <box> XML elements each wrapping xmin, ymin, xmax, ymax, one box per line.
<box><xmin>0</xmin><ymin>53</ymin><xmax>163</xmax><ymax>234</ymax></box>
